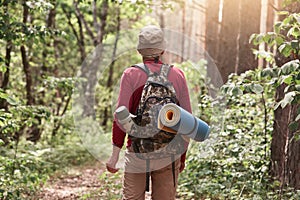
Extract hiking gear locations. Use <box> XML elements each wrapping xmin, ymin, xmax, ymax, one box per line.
<box><xmin>129</xmin><ymin>63</ymin><xmax>185</xmax><ymax>191</ymax></box>
<box><xmin>137</xmin><ymin>25</ymin><xmax>166</xmax><ymax>57</ymax></box>
<box><xmin>158</xmin><ymin>103</ymin><xmax>210</xmax><ymax>141</ymax></box>
<box><xmin>130</xmin><ymin>63</ymin><xmax>185</xmax><ymax>159</ymax></box>
<box><xmin>112</xmin><ymin>59</ymin><xmax>192</xmax><ymax>157</ymax></box>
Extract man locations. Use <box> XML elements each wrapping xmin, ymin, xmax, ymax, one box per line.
<box><xmin>106</xmin><ymin>25</ymin><xmax>192</xmax><ymax>200</ymax></box>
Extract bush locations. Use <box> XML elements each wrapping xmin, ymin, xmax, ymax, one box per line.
<box><xmin>178</xmin><ymin>68</ymin><xmax>300</xmax><ymax>199</ymax></box>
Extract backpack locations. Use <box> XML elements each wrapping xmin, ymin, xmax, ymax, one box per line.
<box><xmin>129</xmin><ymin>63</ymin><xmax>186</xmax><ymax>191</ymax></box>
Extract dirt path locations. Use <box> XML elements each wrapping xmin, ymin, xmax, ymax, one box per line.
<box><xmin>33</xmin><ymin>162</ymin><xmax>106</xmax><ymax>200</ymax></box>
<box><xmin>32</xmin><ymin>162</ymin><xmax>178</xmax><ymax>200</ymax></box>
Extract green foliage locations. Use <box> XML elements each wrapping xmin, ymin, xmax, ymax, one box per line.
<box><xmin>251</xmin><ymin>11</ymin><xmax>300</xmax><ymax>129</ymax></box>
<box><xmin>0</xmin><ymin>134</ymin><xmax>94</xmax><ymax>199</ymax></box>
<box><xmin>0</xmin><ymin>141</ymin><xmax>51</xmax><ymax>199</ymax></box>
<box><xmin>178</xmin><ymin>65</ymin><xmax>300</xmax><ymax>199</ymax></box>
<box><xmin>179</xmin><ymin>15</ymin><xmax>300</xmax><ymax>196</ymax></box>
<box><xmin>179</xmin><ymin>11</ymin><xmax>300</xmax><ymax>195</ymax></box>
<box><xmin>250</xmin><ymin>12</ymin><xmax>300</xmax><ymax>64</ymax></box>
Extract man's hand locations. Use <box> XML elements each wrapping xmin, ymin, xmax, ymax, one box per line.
<box><xmin>106</xmin><ymin>157</ymin><xmax>119</xmax><ymax>173</ymax></box>
<box><xmin>106</xmin><ymin>145</ymin><xmax>121</xmax><ymax>173</ymax></box>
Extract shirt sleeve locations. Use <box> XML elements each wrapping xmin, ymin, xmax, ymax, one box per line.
<box><xmin>177</xmin><ymin>70</ymin><xmax>192</xmax><ymax>114</ymax></box>
<box><xmin>112</xmin><ymin>70</ymin><xmax>133</xmax><ymax>148</ymax></box>
<box><xmin>173</xmin><ymin>68</ymin><xmax>192</xmax><ymax>163</ymax></box>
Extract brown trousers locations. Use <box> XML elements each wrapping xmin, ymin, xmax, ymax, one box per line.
<box><xmin>122</xmin><ymin>149</ymin><xmax>181</xmax><ymax>200</ymax></box>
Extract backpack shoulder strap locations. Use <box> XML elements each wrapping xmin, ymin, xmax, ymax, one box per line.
<box><xmin>159</xmin><ymin>63</ymin><xmax>173</xmax><ymax>78</ymax></box>
<box><xmin>133</xmin><ymin>63</ymin><xmax>150</xmax><ymax>76</ymax></box>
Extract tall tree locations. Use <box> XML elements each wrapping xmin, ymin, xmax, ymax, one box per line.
<box><xmin>0</xmin><ymin>1</ymin><xmax>12</xmax><ymax>110</ymax></box>
<box><xmin>20</xmin><ymin>0</ymin><xmax>34</xmax><ymax>105</ymax></box>
<box><xmin>68</xmin><ymin>0</ymin><xmax>109</xmax><ymax>118</ymax></box>
<box><xmin>237</xmin><ymin>0</ymin><xmax>261</xmax><ymax>74</ymax></box>
<box><xmin>205</xmin><ymin>0</ymin><xmax>222</xmax><ymax>87</ymax></box>
<box><xmin>270</xmin><ymin>0</ymin><xmax>300</xmax><ymax>190</ymax></box>
<box><xmin>216</xmin><ymin>0</ymin><xmax>240</xmax><ymax>83</ymax></box>
<box><xmin>267</xmin><ymin>0</ymin><xmax>275</xmax><ymax>32</ymax></box>
<box><xmin>101</xmin><ymin>4</ymin><xmax>121</xmax><ymax>127</ymax></box>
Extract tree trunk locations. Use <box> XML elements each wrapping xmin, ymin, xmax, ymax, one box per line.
<box><xmin>181</xmin><ymin>1</ymin><xmax>186</xmax><ymax>62</ymax></box>
<box><xmin>0</xmin><ymin>42</ymin><xmax>12</xmax><ymax>110</ymax></box>
<box><xmin>102</xmin><ymin>4</ymin><xmax>120</xmax><ymax>128</ymax></box>
<box><xmin>267</xmin><ymin>0</ymin><xmax>275</xmax><ymax>33</ymax></box>
<box><xmin>82</xmin><ymin>0</ymin><xmax>109</xmax><ymax>118</ymax></box>
<box><xmin>21</xmin><ymin>1</ymin><xmax>34</xmax><ymax>105</ymax></box>
<box><xmin>0</xmin><ymin>1</ymin><xmax>12</xmax><ymax>110</ymax></box>
<box><xmin>61</xmin><ymin>3</ymin><xmax>86</xmax><ymax>63</ymax></box>
<box><xmin>42</xmin><ymin>4</ymin><xmax>56</xmax><ymax>76</ymax></box>
<box><xmin>270</xmin><ymin>84</ymin><xmax>290</xmax><ymax>183</ymax></box>
<box><xmin>205</xmin><ymin>0</ymin><xmax>222</xmax><ymax>87</ymax></box>
<box><xmin>270</xmin><ymin>0</ymin><xmax>300</xmax><ymax>190</ymax></box>
<box><xmin>286</xmin><ymin>104</ymin><xmax>300</xmax><ymax>190</ymax></box>
<box><xmin>216</xmin><ymin>0</ymin><xmax>240</xmax><ymax>83</ymax></box>
<box><xmin>237</xmin><ymin>0</ymin><xmax>261</xmax><ymax>74</ymax></box>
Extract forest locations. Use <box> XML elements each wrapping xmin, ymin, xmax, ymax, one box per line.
<box><xmin>0</xmin><ymin>0</ymin><xmax>299</xmax><ymax>199</ymax></box>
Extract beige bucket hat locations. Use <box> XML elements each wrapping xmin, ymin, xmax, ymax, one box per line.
<box><xmin>137</xmin><ymin>25</ymin><xmax>166</xmax><ymax>57</ymax></box>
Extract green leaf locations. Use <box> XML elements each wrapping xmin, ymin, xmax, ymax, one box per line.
<box><xmin>280</xmin><ymin>91</ymin><xmax>296</xmax><ymax>108</ymax></box>
<box><xmin>291</xmin><ymin>40</ymin><xmax>299</xmax><ymax>49</ymax></box>
<box><xmin>0</xmin><ymin>92</ymin><xmax>8</xmax><ymax>99</ymax></box>
<box><xmin>261</xmin><ymin>68</ymin><xmax>277</xmax><ymax>78</ymax></box>
<box><xmin>6</xmin><ymin>96</ymin><xmax>18</xmax><ymax>106</ymax></box>
<box><xmin>275</xmin><ymin>36</ymin><xmax>284</xmax><ymax>45</ymax></box>
<box><xmin>252</xmin><ymin>34</ymin><xmax>264</xmax><ymax>45</ymax></box>
<box><xmin>250</xmin><ymin>84</ymin><xmax>263</xmax><ymax>94</ymax></box>
<box><xmin>288</xmin><ymin>26</ymin><xmax>300</xmax><ymax>38</ymax></box>
<box><xmin>274</xmin><ymin>22</ymin><xmax>282</xmax><ymax>34</ymax></box>
<box><xmin>230</xmin><ymin>86</ymin><xmax>243</xmax><ymax>96</ymax></box>
<box><xmin>0</xmin><ymin>65</ymin><xmax>7</xmax><ymax>73</ymax></box>
<box><xmin>288</xmin><ymin>121</ymin><xmax>299</xmax><ymax>132</ymax></box>
<box><xmin>295</xmin><ymin>113</ymin><xmax>300</xmax><ymax>122</ymax></box>
<box><xmin>249</xmin><ymin>34</ymin><xmax>257</xmax><ymax>44</ymax></box>
<box><xmin>278</xmin><ymin>43</ymin><xmax>293</xmax><ymax>57</ymax></box>
<box><xmin>282</xmin><ymin>75</ymin><xmax>293</xmax><ymax>85</ymax></box>
<box><xmin>284</xmin><ymin>85</ymin><xmax>291</xmax><ymax>93</ymax></box>
<box><xmin>277</xmin><ymin>11</ymin><xmax>289</xmax><ymax>16</ymax></box>
<box><xmin>280</xmin><ymin>60</ymin><xmax>299</xmax><ymax>75</ymax></box>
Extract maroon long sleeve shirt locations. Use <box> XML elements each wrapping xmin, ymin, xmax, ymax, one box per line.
<box><xmin>112</xmin><ymin>59</ymin><xmax>192</xmax><ymax>162</ymax></box>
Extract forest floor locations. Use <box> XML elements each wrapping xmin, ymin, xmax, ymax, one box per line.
<box><xmin>32</xmin><ymin>161</ymin><xmax>156</xmax><ymax>200</ymax></box>
<box><xmin>33</xmin><ymin>161</ymin><xmax>106</xmax><ymax>200</ymax></box>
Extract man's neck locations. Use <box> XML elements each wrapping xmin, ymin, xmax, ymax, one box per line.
<box><xmin>143</xmin><ymin>56</ymin><xmax>161</xmax><ymax>63</ymax></box>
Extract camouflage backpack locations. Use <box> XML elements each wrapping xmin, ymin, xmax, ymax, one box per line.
<box><xmin>130</xmin><ymin>63</ymin><xmax>185</xmax><ymax>160</ymax></box>
<box><xmin>129</xmin><ymin>63</ymin><xmax>186</xmax><ymax>192</ymax></box>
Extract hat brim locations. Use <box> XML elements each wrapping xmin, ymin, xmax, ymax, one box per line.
<box><xmin>137</xmin><ymin>48</ymin><xmax>164</xmax><ymax>57</ymax></box>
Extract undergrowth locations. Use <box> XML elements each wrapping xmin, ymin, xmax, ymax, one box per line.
<box><xmin>0</xmin><ymin>133</ymin><xmax>95</xmax><ymax>200</ymax></box>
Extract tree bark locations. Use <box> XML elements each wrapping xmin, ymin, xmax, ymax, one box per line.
<box><xmin>237</xmin><ymin>0</ymin><xmax>261</xmax><ymax>74</ymax></box>
<box><xmin>270</xmin><ymin>0</ymin><xmax>300</xmax><ymax>190</ymax></box>
<box><xmin>181</xmin><ymin>1</ymin><xmax>186</xmax><ymax>62</ymax></box>
<box><xmin>270</xmin><ymin>84</ymin><xmax>290</xmax><ymax>183</ymax></box>
<box><xmin>82</xmin><ymin>0</ymin><xmax>109</xmax><ymax>118</ymax></box>
<box><xmin>21</xmin><ymin>1</ymin><xmax>34</xmax><ymax>105</ymax></box>
<box><xmin>267</xmin><ymin>0</ymin><xmax>275</xmax><ymax>32</ymax></box>
<box><xmin>205</xmin><ymin>0</ymin><xmax>222</xmax><ymax>87</ymax></box>
<box><xmin>287</xmin><ymin>104</ymin><xmax>300</xmax><ymax>190</ymax></box>
<box><xmin>0</xmin><ymin>1</ymin><xmax>12</xmax><ymax>110</ymax></box>
<box><xmin>42</xmin><ymin>3</ymin><xmax>56</xmax><ymax>76</ymax></box>
<box><xmin>101</xmin><ymin>4</ymin><xmax>120</xmax><ymax>128</ymax></box>
<box><xmin>216</xmin><ymin>0</ymin><xmax>240</xmax><ymax>83</ymax></box>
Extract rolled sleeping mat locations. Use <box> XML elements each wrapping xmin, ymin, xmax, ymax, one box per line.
<box><xmin>157</xmin><ymin>103</ymin><xmax>210</xmax><ymax>142</ymax></box>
